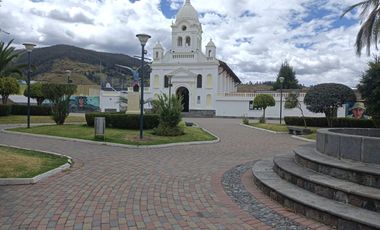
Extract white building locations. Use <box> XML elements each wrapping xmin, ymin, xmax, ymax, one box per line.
<box><xmin>146</xmin><ymin>0</ymin><xmax>346</xmax><ymax>118</ymax></box>
<box><xmin>149</xmin><ymin>0</ymin><xmax>240</xmax><ymax>117</ymax></box>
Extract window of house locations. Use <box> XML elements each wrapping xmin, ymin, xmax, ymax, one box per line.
<box><xmin>178</xmin><ymin>37</ymin><xmax>183</xmax><ymax>46</ymax></box>
<box><xmin>164</xmin><ymin>75</ymin><xmax>169</xmax><ymax>88</ymax></box>
<box><xmin>185</xmin><ymin>36</ymin><xmax>191</xmax><ymax>46</ymax></box>
<box><xmin>197</xmin><ymin>74</ymin><xmax>202</xmax><ymax>88</ymax></box>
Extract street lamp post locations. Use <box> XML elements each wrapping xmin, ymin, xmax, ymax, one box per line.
<box><xmin>136</xmin><ymin>34</ymin><xmax>151</xmax><ymax>139</ymax></box>
<box><xmin>167</xmin><ymin>75</ymin><xmax>173</xmax><ymax>108</ymax></box>
<box><xmin>23</xmin><ymin>43</ymin><xmax>36</xmax><ymax>128</ymax></box>
<box><xmin>66</xmin><ymin>70</ymin><xmax>72</xmax><ymax>84</ymax></box>
<box><xmin>279</xmin><ymin>76</ymin><xmax>285</xmax><ymax>124</ymax></box>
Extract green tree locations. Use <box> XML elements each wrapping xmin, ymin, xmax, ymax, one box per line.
<box><xmin>358</xmin><ymin>56</ymin><xmax>380</xmax><ymax>127</ymax></box>
<box><xmin>42</xmin><ymin>84</ymin><xmax>77</xmax><ymax>125</ymax></box>
<box><xmin>304</xmin><ymin>83</ymin><xmax>356</xmax><ymax>126</ymax></box>
<box><xmin>24</xmin><ymin>82</ymin><xmax>46</xmax><ymax>106</ymax></box>
<box><xmin>253</xmin><ymin>94</ymin><xmax>275</xmax><ymax>123</ymax></box>
<box><xmin>342</xmin><ymin>1</ymin><xmax>380</xmax><ymax>56</ymax></box>
<box><xmin>0</xmin><ymin>77</ymin><xmax>20</xmax><ymax>104</ymax></box>
<box><xmin>0</xmin><ymin>40</ymin><xmax>24</xmax><ymax>77</ymax></box>
<box><xmin>153</xmin><ymin>94</ymin><xmax>184</xmax><ymax>136</ymax></box>
<box><xmin>285</xmin><ymin>91</ymin><xmax>307</xmax><ymax>128</ymax></box>
<box><xmin>273</xmin><ymin>61</ymin><xmax>300</xmax><ymax>90</ymax></box>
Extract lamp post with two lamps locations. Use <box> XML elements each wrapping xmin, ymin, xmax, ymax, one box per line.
<box><xmin>136</xmin><ymin>34</ymin><xmax>151</xmax><ymax>139</ymax></box>
<box><xmin>279</xmin><ymin>76</ymin><xmax>285</xmax><ymax>124</ymax></box>
<box><xmin>23</xmin><ymin>43</ymin><xmax>36</xmax><ymax>128</ymax></box>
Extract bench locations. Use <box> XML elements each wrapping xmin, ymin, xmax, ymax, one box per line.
<box><xmin>287</xmin><ymin>126</ymin><xmax>312</xmax><ymax>135</ymax></box>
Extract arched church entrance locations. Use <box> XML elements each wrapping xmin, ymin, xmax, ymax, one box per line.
<box><xmin>176</xmin><ymin>87</ymin><xmax>189</xmax><ymax>112</ymax></box>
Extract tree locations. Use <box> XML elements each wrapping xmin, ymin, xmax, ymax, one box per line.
<box><xmin>253</xmin><ymin>94</ymin><xmax>275</xmax><ymax>123</ymax></box>
<box><xmin>342</xmin><ymin>1</ymin><xmax>380</xmax><ymax>56</ymax></box>
<box><xmin>358</xmin><ymin>56</ymin><xmax>380</xmax><ymax>127</ymax></box>
<box><xmin>153</xmin><ymin>94</ymin><xmax>184</xmax><ymax>136</ymax></box>
<box><xmin>273</xmin><ymin>61</ymin><xmax>300</xmax><ymax>90</ymax></box>
<box><xmin>24</xmin><ymin>82</ymin><xmax>46</xmax><ymax>106</ymax></box>
<box><xmin>0</xmin><ymin>40</ymin><xmax>24</xmax><ymax>77</ymax></box>
<box><xmin>304</xmin><ymin>83</ymin><xmax>356</xmax><ymax>126</ymax></box>
<box><xmin>285</xmin><ymin>91</ymin><xmax>307</xmax><ymax>128</ymax></box>
<box><xmin>0</xmin><ymin>77</ymin><xmax>19</xmax><ymax>104</ymax></box>
<box><xmin>42</xmin><ymin>84</ymin><xmax>77</xmax><ymax>125</ymax></box>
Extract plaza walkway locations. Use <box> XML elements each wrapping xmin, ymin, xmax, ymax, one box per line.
<box><xmin>0</xmin><ymin>118</ymin><xmax>328</xmax><ymax>230</ymax></box>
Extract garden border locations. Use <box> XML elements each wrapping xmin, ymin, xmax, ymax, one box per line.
<box><xmin>239</xmin><ymin>123</ymin><xmax>288</xmax><ymax>134</ymax></box>
<box><xmin>0</xmin><ymin>144</ymin><xmax>72</xmax><ymax>185</ymax></box>
<box><xmin>1</xmin><ymin>126</ymin><xmax>220</xmax><ymax>149</ymax></box>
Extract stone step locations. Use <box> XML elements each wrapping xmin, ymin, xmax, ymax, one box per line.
<box><xmin>252</xmin><ymin>160</ymin><xmax>380</xmax><ymax>230</ymax></box>
<box><xmin>273</xmin><ymin>154</ymin><xmax>380</xmax><ymax>213</ymax></box>
<box><xmin>294</xmin><ymin>144</ymin><xmax>380</xmax><ymax>189</ymax></box>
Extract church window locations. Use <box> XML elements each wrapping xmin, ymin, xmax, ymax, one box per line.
<box><xmin>197</xmin><ymin>96</ymin><xmax>201</xmax><ymax>104</ymax></box>
<box><xmin>197</xmin><ymin>74</ymin><xmax>202</xmax><ymax>88</ymax></box>
<box><xmin>185</xmin><ymin>36</ymin><xmax>191</xmax><ymax>46</ymax></box>
<box><xmin>178</xmin><ymin>37</ymin><xmax>183</xmax><ymax>47</ymax></box>
<box><xmin>182</xmin><ymin>25</ymin><xmax>187</xmax><ymax>31</ymax></box>
<box><xmin>208</xmin><ymin>50</ymin><xmax>212</xmax><ymax>57</ymax></box>
<box><xmin>206</xmin><ymin>94</ymin><xmax>212</xmax><ymax>107</ymax></box>
<box><xmin>206</xmin><ymin>75</ymin><xmax>213</xmax><ymax>88</ymax></box>
<box><xmin>164</xmin><ymin>75</ymin><xmax>169</xmax><ymax>88</ymax></box>
<box><xmin>155</xmin><ymin>52</ymin><xmax>159</xmax><ymax>59</ymax></box>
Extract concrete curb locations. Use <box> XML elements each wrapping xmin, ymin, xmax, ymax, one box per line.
<box><xmin>2</xmin><ymin>127</ymin><xmax>220</xmax><ymax>149</ymax></box>
<box><xmin>240</xmin><ymin>123</ymin><xmax>288</xmax><ymax>134</ymax></box>
<box><xmin>291</xmin><ymin>135</ymin><xmax>316</xmax><ymax>143</ymax></box>
<box><xmin>0</xmin><ymin>144</ymin><xmax>72</xmax><ymax>185</ymax></box>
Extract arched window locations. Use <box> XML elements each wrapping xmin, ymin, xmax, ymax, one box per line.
<box><xmin>164</xmin><ymin>75</ymin><xmax>169</xmax><ymax>88</ymax></box>
<box><xmin>208</xmin><ymin>50</ymin><xmax>212</xmax><ymax>57</ymax></box>
<box><xmin>185</xmin><ymin>36</ymin><xmax>191</xmax><ymax>46</ymax></box>
<box><xmin>177</xmin><ymin>37</ymin><xmax>183</xmax><ymax>47</ymax></box>
<box><xmin>197</xmin><ymin>74</ymin><xmax>202</xmax><ymax>88</ymax></box>
<box><xmin>155</xmin><ymin>51</ymin><xmax>159</xmax><ymax>59</ymax></box>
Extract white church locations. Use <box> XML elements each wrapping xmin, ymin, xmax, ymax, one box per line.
<box><xmin>149</xmin><ymin>0</ymin><xmax>241</xmax><ymax>117</ymax></box>
<box><xmin>101</xmin><ymin>0</ymin><xmax>346</xmax><ymax>118</ymax></box>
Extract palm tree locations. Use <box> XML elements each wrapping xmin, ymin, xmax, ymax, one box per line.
<box><xmin>342</xmin><ymin>0</ymin><xmax>380</xmax><ymax>56</ymax></box>
<box><xmin>0</xmin><ymin>39</ymin><xmax>24</xmax><ymax>77</ymax></box>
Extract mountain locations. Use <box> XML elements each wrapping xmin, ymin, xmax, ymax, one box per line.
<box><xmin>15</xmin><ymin>44</ymin><xmax>148</xmax><ymax>87</ymax></box>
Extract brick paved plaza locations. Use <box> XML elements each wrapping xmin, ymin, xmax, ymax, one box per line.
<box><xmin>0</xmin><ymin>118</ymin><xmax>329</xmax><ymax>229</ymax></box>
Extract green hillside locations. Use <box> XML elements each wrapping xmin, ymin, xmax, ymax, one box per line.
<box><xmin>14</xmin><ymin>44</ymin><xmax>149</xmax><ymax>88</ymax></box>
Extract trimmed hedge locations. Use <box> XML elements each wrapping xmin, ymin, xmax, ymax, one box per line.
<box><xmin>0</xmin><ymin>104</ymin><xmax>12</xmax><ymax>116</ymax></box>
<box><xmin>85</xmin><ymin>112</ymin><xmax>160</xmax><ymax>130</ymax></box>
<box><xmin>11</xmin><ymin>104</ymin><xmax>52</xmax><ymax>116</ymax></box>
<box><xmin>284</xmin><ymin>116</ymin><xmax>375</xmax><ymax>128</ymax></box>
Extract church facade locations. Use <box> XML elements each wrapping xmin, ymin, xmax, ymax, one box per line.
<box><xmin>149</xmin><ymin>0</ymin><xmax>240</xmax><ymax>116</ymax></box>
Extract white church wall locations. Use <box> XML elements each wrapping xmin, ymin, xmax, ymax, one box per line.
<box><xmin>215</xmin><ymin>93</ymin><xmax>346</xmax><ymax>118</ymax></box>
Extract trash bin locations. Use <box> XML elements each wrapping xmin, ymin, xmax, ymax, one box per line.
<box><xmin>95</xmin><ymin>117</ymin><xmax>106</xmax><ymax>140</ymax></box>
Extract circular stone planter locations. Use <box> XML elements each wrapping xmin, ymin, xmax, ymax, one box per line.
<box><xmin>316</xmin><ymin>128</ymin><xmax>380</xmax><ymax>164</ymax></box>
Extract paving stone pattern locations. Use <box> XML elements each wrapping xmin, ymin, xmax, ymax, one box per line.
<box><xmin>0</xmin><ymin>119</ymin><xmax>321</xmax><ymax>229</ymax></box>
<box><xmin>222</xmin><ymin>162</ymin><xmax>308</xmax><ymax>230</ymax></box>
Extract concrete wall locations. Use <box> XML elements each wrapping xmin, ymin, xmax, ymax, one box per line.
<box><xmin>215</xmin><ymin>92</ymin><xmax>346</xmax><ymax>118</ymax></box>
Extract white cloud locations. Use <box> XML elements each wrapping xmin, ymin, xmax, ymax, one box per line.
<box><xmin>0</xmin><ymin>0</ymin><xmax>373</xmax><ymax>87</ymax></box>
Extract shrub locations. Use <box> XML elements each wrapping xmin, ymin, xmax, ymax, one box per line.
<box><xmin>42</xmin><ymin>84</ymin><xmax>77</xmax><ymax>125</ymax></box>
<box><xmin>153</xmin><ymin>94</ymin><xmax>184</xmax><ymax>136</ymax></box>
<box><xmin>253</xmin><ymin>94</ymin><xmax>275</xmax><ymax>123</ymax></box>
<box><xmin>304</xmin><ymin>83</ymin><xmax>356</xmax><ymax>127</ymax></box>
<box><xmin>85</xmin><ymin>112</ymin><xmax>159</xmax><ymax>130</ymax></box>
<box><xmin>0</xmin><ymin>104</ymin><xmax>12</xmax><ymax>116</ymax></box>
<box><xmin>284</xmin><ymin>116</ymin><xmax>375</xmax><ymax>128</ymax></box>
<box><xmin>11</xmin><ymin>104</ymin><xmax>51</xmax><ymax>116</ymax></box>
<box><xmin>24</xmin><ymin>82</ymin><xmax>46</xmax><ymax>106</ymax></box>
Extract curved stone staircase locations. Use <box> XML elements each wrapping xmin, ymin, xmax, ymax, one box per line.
<box><xmin>252</xmin><ymin>128</ymin><xmax>380</xmax><ymax>229</ymax></box>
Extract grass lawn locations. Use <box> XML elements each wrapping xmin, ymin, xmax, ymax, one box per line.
<box><xmin>10</xmin><ymin>124</ymin><xmax>217</xmax><ymax>146</ymax></box>
<box><xmin>0</xmin><ymin>145</ymin><xmax>68</xmax><ymax>178</ymax></box>
<box><xmin>0</xmin><ymin>115</ymin><xmax>85</xmax><ymax>124</ymax></box>
<box><xmin>248</xmin><ymin>122</ymin><xmax>289</xmax><ymax>132</ymax></box>
<box><xmin>248</xmin><ymin>122</ymin><xmax>319</xmax><ymax>140</ymax></box>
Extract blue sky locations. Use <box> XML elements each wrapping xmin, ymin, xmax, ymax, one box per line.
<box><xmin>0</xmin><ymin>0</ymin><xmax>372</xmax><ymax>86</ymax></box>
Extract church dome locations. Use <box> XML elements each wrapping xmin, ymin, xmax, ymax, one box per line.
<box><xmin>206</xmin><ymin>39</ymin><xmax>216</xmax><ymax>47</ymax></box>
<box><xmin>175</xmin><ymin>0</ymin><xmax>199</xmax><ymax>23</ymax></box>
